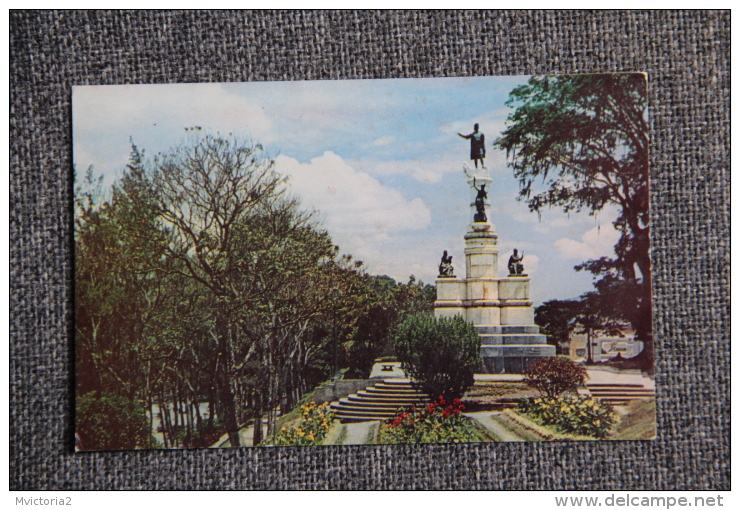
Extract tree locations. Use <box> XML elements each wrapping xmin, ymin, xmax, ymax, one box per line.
<box><xmin>393</xmin><ymin>313</ymin><xmax>481</xmax><ymax>401</ymax></box>
<box><xmin>341</xmin><ymin>274</ymin><xmax>437</xmax><ymax>379</ymax></box>
<box><xmin>523</xmin><ymin>357</ymin><xmax>588</xmax><ymax>399</ymax></box>
<box><xmin>495</xmin><ymin>74</ymin><xmax>652</xmax><ymax>365</ymax></box>
<box><xmin>76</xmin><ymin>392</ymin><xmax>157</xmax><ymax>451</ymax></box>
<box><xmin>535</xmin><ymin>299</ymin><xmax>582</xmax><ymax>355</ymax></box>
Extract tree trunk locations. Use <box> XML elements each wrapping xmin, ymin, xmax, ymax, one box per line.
<box><xmin>252</xmin><ymin>408</ymin><xmax>263</xmax><ymax>446</ymax></box>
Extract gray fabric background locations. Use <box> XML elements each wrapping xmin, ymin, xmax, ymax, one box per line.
<box><xmin>9</xmin><ymin>10</ymin><xmax>730</xmax><ymax>490</ymax></box>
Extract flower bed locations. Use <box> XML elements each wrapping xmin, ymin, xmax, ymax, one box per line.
<box><xmin>517</xmin><ymin>396</ymin><xmax>616</xmax><ymax>438</ymax></box>
<box><xmin>271</xmin><ymin>402</ymin><xmax>335</xmax><ymax>446</ymax></box>
<box><xmin>379</xmin><ymin>396</ymin><xmax>485</xmax><ymax>444</ymax></box>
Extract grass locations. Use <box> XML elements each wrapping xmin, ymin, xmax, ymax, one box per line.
<box><xmin>364</xmin><ymin>422</ymin><xmax>380</xmax><ymax>445</ymax></box>
<box><xmin>257</xmin><ymin>389</ymin><xmax>319</xmax><ymax>446</ymax></box>
<box><xmin>462</xmin><ymin>381</ymin><xmax>537</xmax><ymax>411</ymax></box>
<box><xmin>490</xmin><ymin>412</ymin><xmax>545</xmax><ymax>441</ymax></box>
<box><xmin>465</xmin><ymin>381</ymin><xmax>531</xmax><ymax>398</ymax></box>
<box><xmin>610</xmin><ymin>398</ymin><xmax>656</xmax><ymax>440</ymax></box>
<box><xmin>322</xmin><ymin>421</ymin><xmax>347</xmax><ymax>445</ymax></box>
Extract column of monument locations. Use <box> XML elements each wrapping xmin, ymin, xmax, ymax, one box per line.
<box><xmin>434</xmin><ymin>125</ymin><xmax>555</xmax><ymax>373</ymax></box>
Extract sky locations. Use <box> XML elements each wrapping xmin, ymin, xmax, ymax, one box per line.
<box><xmin>72</xmin><ymin>76</ymin><xmax>622</xmax><ymax>306</ymax></box>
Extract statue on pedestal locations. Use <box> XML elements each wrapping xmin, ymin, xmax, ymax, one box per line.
<box><xmin>508</xmin><ymin>249</ymin><xmax>525</xmax><ymax>275</ymax></box>
<box><xmin>438</xmin><ymin>250</ymin><xmax>454</xmax><ymax>277</ymax></box>
<box><xmin>458</xmin><ymin>123</ymin><xmax>486</xmax><ymax>169</ymax></box>
<box><xmin>472</xmin><ymin>177</ymin><xmax>487</xmax><ymax>223</ymax></box>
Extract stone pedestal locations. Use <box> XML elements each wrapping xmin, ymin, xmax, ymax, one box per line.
<box><xmin>433</xmin><ymin>164</ymin><xmax>555</xmax><ymax>373</ymax></box>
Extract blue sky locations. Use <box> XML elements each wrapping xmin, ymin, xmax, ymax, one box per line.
<box><xmin>73</xmin><ymin>76</ymin><xmax>621</xmax><ymax>305</ymax></box>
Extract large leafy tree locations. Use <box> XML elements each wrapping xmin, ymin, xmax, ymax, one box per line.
<box><xmin>495</xmin><ymin>74</ymin><xmax>652</xmax><ymax>364</ymax></box>
<box><xmin>534</xmin><ymin>299</ymin><xmax>582</xmax><ymax>355</ymax></box>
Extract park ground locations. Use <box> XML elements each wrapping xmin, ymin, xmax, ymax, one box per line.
<box><xmin>216</xmin><ymin>365</ymin><xmax>656</xmax><ymax>446</ymax></box>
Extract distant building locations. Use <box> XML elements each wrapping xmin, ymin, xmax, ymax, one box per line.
<box><xmin>569</xmin><ymin>327</ymin><xmax>643</xmax><ymax>363</ymax></box>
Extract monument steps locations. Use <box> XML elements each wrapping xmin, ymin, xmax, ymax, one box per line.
<box><xmin>331</xmin><ymin>379</ymin><xmax>431</xmax><ymax>422</ymax></box>
<box><xmin>479</xmin><ymin>334</ymin><xmax>550</xmax><ymax>345</ymax></box>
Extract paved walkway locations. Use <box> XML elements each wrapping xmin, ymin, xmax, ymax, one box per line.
<box><xmin>474</xmin><ymin>374</ymin><xmax>526</xmax><ymax>382</ymax></box>
<box><xmin>211</xmin><ymin>423</ymin><xmax>267</xmax><ymax>448</ymax></box>
<box><xmin>585</xmin><ymin>367</ymin><xmax>654</xmax><ymax>389</ymax></box>
<box><xmin>369</xmin><ymin>362</ymin><xmax>406</xmax><ymax>379</ymax></box>
<box><xmin>464</xmin><ymin>411</ymin><xmax>524</xmax><ymax>442</ymax></box>
<box><xmin>343</xmin><ymin>421</ymin><xmax>378</xmax><ymax>445</ymax></box>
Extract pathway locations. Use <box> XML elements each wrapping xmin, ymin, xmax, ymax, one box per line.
<box><xmin>464</xmin><ymin>411</ymin><xmax>526</xmax><ymax>442</ymax></box>
<box><xmin>342</xmin><ymin>421</ymin><xmax>378</xmax><ymax>445</ymax></box>
<box><xmin>211</xmin><ymin>423</ymin><xmax>268</xmax><ymax>448</ymax></box>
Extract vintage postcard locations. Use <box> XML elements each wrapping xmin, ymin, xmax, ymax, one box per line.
<box><xmin>73</xmin><ymin>74</ymin><xmax>654</xmax><ymax>450</ymax></box>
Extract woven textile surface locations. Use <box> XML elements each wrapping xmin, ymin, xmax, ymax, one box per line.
<box><xmin>10</xmin><ymin>10</ymin><xmax>730</xmax><ymax>489</ymax></box>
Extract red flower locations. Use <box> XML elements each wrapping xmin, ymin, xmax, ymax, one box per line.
<box><xmin>438</xmin><ymin>396</ymin><xmax>447</xmax><ymax>406</ymax></box>
<box><xmin>393</xmin><ymin>419</ymin><xmax>402</xmax><ymax>426</ymax></box>
<box><xmin>442</xmin><ymin>410</ymin><xmax>450</xmax><ymax>418</ymax></box>
<box><xmin>453</xmin><ymin>398</ymin><xmax>462</xmax><ymax>406</ymax></box>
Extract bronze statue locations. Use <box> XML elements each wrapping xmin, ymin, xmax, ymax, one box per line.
<box><xmin>508</xmin><ymin>249</ymin><xmax>524</xmax><ymax>275</ymax></box>
<box><xmin>473</xmin><ymin>177</ymin><xmax>487</xmax><ymax>223</ymax></box>
<box><xmin>458</xmin><ymin>123</ymin><xmax>486</xmax><ymax>168</ymax></box>
<box><xmin>438</xmin><ymin>250</ymin><xmax>454</xmax><ymax>277</ymax></box>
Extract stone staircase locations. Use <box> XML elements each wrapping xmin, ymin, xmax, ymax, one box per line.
<box><xmin>330</xmin><ymin>379</ymin><xmax>431</xmax><ymax>422</ymax></box>
<box><xmin>584</xmin><ymin>383</ymin><xmax>655</xmax><ymax>405</ymax></box>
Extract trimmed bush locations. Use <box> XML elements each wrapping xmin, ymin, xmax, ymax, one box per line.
<box><xmin>523</xmin><ymin>356</ymin><xmax>588</xmax><ymax>398</ymax></box>
<box><xmin>393</xmin><ymin>313</ymin><xmax>481</xmax><ymax>401</ymax></box>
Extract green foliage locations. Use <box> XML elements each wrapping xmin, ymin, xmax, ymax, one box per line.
<box><xmin>518</xmin><ymin>396</ymin><xmax>616</xmax><ymax>438</ymax></box>
<box><xmin>379</xmin><ymin>397</ymin><xmax>483</xmax><ymax>444</ymax></box>
<box><xmin>495</xmin><ymin>74</ymin><xmax>652</xmax><ymax>356</ymax></box>
<box><xmin>342</xmin><ymin>275</ymin><xmax>436</xmax><ymax>379</ymax></box>
<box><xmin>171</xmin><ymin>419</ymin><xmax>225</xmax><ymax>449</ymax></box>
<box><xmin>535</xmin><ymin>299</ymin><xmax>583</xmax><ymax>354</ymax></box>
<box><xmin>523</xmin><ymin>357</ymin><xmax>588</xmax><ymax>398</ymax></box>
<box><xmin>536</xmin><ymin>296</ymin><xmax>627</xmax><ymax>360</ymax></box>
<box><xmin>393</xmin><ymin>313</ymin><xmax>481</xmax><ymax>401</ymax></box>
<box><xmin>76</xmin><ymin>392</ymin><xmax>157</xmax><ymax>451</ymax></box>
<box><xmin>270</xmin><ymin>402</ymin><xmax>334</xmax><ymax>446</ymax></box>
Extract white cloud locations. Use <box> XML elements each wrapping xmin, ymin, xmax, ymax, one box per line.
<box><xmin>439</xmin><ymin>108</ymin><xmax>509</xmax><ymax>137</ymax></box>
<box><xmin>274</xmin><ymin>152</ymin><xmax>432</xmax><ymax>254</ymax></box>
<box><xmin>349</xmin><ymin>158</ymin><xmax>455</xmax><ymax>184</ymax></box>
<box><xmin>348</xmin><ymin>152</ymin><xmax>514</xmax><ymax>185</ymax></box>
<box><xmin>523</xmin><ymin>254</ymin><xmax>540</xmax><ymax>274</ymax></box>
<box><xmin>371</xmin><ymin>135</ymin><xmax>394</xmax><ymax>146</ymax></box>
<box><xmin>554</xmin><ymin>224</ymin><xmax>620</xmax><ymax>261</ymax></box>
<box><xmin>73</xmin><ymin>84</ymin><xmax>275</xmax><ymax>143</ymax></box>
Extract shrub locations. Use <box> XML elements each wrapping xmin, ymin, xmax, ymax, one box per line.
<box><xmin>518</xmin><ymin>396</ymin><xmax>616</xmax><ymax>438</ymax></box>
<box><xmin>393</xmin><ymin>313</ymin><xmax>481</xmax><ymax>401</ymax></box>
<box><xmin>523</xmin><ymin>356</ymin><xmax>588</xmax><ymax>398</ymax></box>
<box><xmin>380</xmin><ymin>396</ymin><xmax>481</xmax><ymax>444</ymax></box>
<box><xmin>76</xmin><ymin>391</ymin><xmax>157</xmax><ymax>451</ymax></box>
<box><xmin>271</xmin><ymin>402</ymin><xmax>334</xmax><ymax>446</ymax></box>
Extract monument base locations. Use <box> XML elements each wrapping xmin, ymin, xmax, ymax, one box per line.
<box><xmin>476</xmin><ymin>324</ymin><xmax>556</xmax><ymax>374</ymax></box>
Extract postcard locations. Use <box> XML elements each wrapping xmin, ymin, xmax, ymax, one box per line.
<box><xmin>73</xmin><ymin>74</ymin><xmax>654</xmax><ymax>450</ymax></box>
